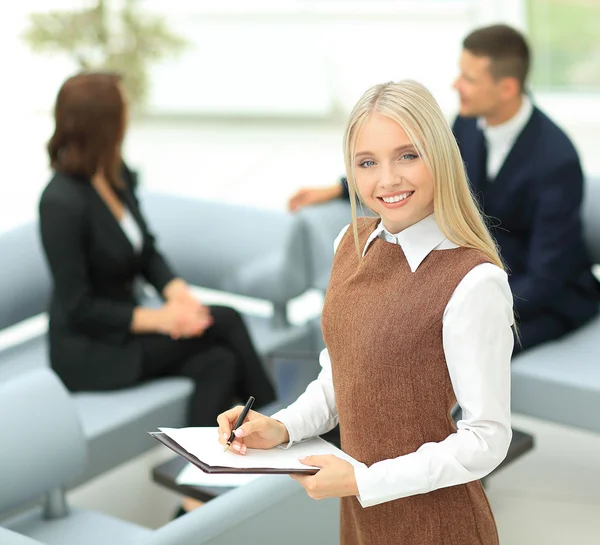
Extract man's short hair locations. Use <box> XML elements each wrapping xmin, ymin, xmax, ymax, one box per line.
<box><xmin>463</xmin><ymin>24</ymin><xmax>530</xmax><ymax>89</ymax></box>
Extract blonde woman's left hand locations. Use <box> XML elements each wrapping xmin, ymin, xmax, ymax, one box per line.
<box><xmin>290</xmin><ymin>455</ymin><xmax>359</xmax><ymax>500</ymax></box>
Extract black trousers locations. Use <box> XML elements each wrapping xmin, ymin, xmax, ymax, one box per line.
<box><xmin>139</xmin><ymin>306</ymin><xmax>276</xmax><ymax>426</ymax></box>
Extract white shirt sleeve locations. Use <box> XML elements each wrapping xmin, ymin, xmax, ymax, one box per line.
<box><xmin>353</xmin><ymin>262</ymin><xmax>514</xmax><ymax>507</ymax></box>
<box><xmin>270</xmin><ymin>225</ymin><xmax>350</xmax><ymax>446</ymax></box>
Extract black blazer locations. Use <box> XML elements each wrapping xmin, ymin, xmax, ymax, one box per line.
<box><xmin>453</xmin><ymin>107</ymin><xmax>600</xmax><ymax>329</ymax></box>
<box><xmin>39</xmin><ymin>165</ymin><xmax>175</xmax><ymax>391</ymax></box>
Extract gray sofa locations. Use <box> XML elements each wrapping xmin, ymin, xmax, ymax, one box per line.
<box><xmin>0</xmin><ymin>367</ymin><xmax>339</xmax><ymax>545</ymax></box>
<box><xmin>0</xmin><ymin>192</ymin><xmax>313</xmax><ymax>485</ymax></box>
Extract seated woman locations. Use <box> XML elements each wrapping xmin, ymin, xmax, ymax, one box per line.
<box><xmin>39</xmin><ymin>72</ymin><xmax>276</xmax><ymax>427</ymax></box>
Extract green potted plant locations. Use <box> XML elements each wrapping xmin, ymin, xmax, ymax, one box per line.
<box><xmin>23</xmin><ymin>0</ymin><xmax>187</xmax><ymax>111</ymax></box>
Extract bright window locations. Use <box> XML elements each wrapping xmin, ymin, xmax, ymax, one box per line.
<box><xmin>528</xmin><ymin>0</ymin><xmax>600</xmax><ymax>91</ymax></box>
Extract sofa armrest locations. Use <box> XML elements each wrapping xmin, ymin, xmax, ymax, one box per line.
<box><xmin>0</xmin><ymin>527</ymin><xmax>46</xmax><ymax>545</ymax></box>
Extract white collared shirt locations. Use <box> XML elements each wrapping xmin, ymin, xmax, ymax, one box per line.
<box><xmin>478</xmin><ymin>94</ymin><xmax>533</xmax><ymax>179</ymax></box>
<box><xmin>272</xmin><ymin>214</ymin><xmax>514</xmax><ymax>508</ymax></box>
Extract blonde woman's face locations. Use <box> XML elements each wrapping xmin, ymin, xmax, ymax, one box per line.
<box><xmin>353</xmin><ymin>113</ymin><xmax>434</xmax><ymax>233</ymax></box>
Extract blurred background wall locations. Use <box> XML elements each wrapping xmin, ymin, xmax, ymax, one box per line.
<box><xmin>1</xmin><ymin>0</ymin><xmax>599</xmax><ymax>233</ymax></box>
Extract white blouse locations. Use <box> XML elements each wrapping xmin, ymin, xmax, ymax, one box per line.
<box><xmin>271</xmin><ymin>214</ymin><xmax>514</xmax><ymax>508</ymax></box>
<box><xmin>119</xmin><ymin>209</ymin><xmax>144</xmax><ymax>254</ymax></box>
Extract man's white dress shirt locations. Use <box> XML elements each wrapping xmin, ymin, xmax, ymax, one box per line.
<box><xmin>478</xmin><ymin>94</ymin><xmax>533</xmax><ymax>180</ymax></box>
<box><xmin>272</xmin><ymin>214</ymin><xmax>514</xmax><ymax>508</ymax></box>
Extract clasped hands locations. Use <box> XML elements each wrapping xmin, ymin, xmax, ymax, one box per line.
<box><xmin>216</xmin><ymin>406</ymin><xmax>359</xmax><ymax>501</ymax></box>
<box><xmin>161</xmin><ymin>278</ymin><xmax>213</xmax><ymax>339</ymax></box>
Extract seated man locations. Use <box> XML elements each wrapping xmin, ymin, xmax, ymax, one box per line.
<box><xmin>289</xmin><ymin>24</ymin><xmax>600</xmax><ymax>354</ymax></box>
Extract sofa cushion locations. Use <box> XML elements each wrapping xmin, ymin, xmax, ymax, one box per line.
<box><xmin>73</xmin><ymin>378</ymin><xmax>193</xmax><ymax>482</ymax></box>
<box><xmin>512</xmin><ymin>314</ymin><xmax>600</xmax><ymax>433</ymax></box>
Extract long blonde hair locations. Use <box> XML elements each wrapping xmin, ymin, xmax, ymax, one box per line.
<box><xmin>343</xmin><ymin>80</ymin><xmax>504</xmax><ymax>272</ymax></box>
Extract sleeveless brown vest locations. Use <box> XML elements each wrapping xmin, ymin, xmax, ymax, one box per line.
<box><xmin>322</xmin><ymin>218</ymin><xmax>499</xmax><ymax>545</ymax></box>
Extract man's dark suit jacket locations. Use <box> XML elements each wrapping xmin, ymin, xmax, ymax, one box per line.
<box><xmin>39</xmin><ymin>165</ymin><xmax>176</xmax><ymax>391</ymax></box>
<box><xmin>453</xmin><ymin>107</ymin><xmax>599</xmax><ymax>337</ymax></box>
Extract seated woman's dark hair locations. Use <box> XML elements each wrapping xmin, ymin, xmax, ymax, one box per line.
<box><xmin>48</xmin><ymin>72</ymin><xmax>126</xmax><ymax>188</ymax></box>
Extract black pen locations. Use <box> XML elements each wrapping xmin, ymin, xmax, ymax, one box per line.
<box><xmin>224</xmin><ymin>395</ymin><xmax>255</xmax><ymax>452</ymax></box>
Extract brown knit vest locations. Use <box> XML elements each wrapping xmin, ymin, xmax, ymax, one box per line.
<box><xmin>322</xmin><ymin>218</ymin><xmax>499</xmax><ymax>545</ymax></box>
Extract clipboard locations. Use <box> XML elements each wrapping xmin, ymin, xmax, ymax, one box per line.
<box><xmin>149</xmin><ymin>432</ymin><xmax>318</xmax><ymax>475</ymax></box>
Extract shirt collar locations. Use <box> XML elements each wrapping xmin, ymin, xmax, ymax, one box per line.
<box><xmin>477</xmin><ymin>94</ymin><xmax>533</xmax><ymax>144</ymax></box>
<box><xmin>362</xmin><ymin>214</ymin><xmax>448</xmax><ymax>272</ymax></box>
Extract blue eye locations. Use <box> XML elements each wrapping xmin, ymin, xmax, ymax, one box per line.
<box><xmin>400</xmin><ymin>153</ymin><xmax>418</xmax><ymax>161</ymax></box>
<box><xmin>359</xmin><ymin>160</ymin><xmax>376</xmax><ymax>168</ymax></box>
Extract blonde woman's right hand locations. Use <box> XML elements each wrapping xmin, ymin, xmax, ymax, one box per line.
<box><xmin>216</xmin><ymin>407</ymin><xmax>290</xmax><ymax>454</ymax></box>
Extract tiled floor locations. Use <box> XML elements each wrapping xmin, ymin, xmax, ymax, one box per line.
<box><xmin>487</xmin><ymin>414</ymin><xmax>600</xmax><ymax>544</ymax></box>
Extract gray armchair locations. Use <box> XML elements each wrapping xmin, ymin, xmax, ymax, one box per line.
<box><xmin>0</xmin><ymin>367</ymin><xmax>339</xmax><ymax>545</ymax></box>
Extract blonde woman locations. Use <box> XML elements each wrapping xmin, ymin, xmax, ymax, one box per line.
<box><xmin>217</xmin><ymin>80</ymin><xmax>513</xmax><ymax>544</ymax></box>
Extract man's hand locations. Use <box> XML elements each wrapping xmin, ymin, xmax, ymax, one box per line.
<box><xmin>288</xmin><ymin>184</ymin><xmax>343</xmax><ymax>212</ymax></box>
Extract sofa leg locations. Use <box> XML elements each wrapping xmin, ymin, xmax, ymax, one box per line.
<box><xmin>43</xmin><ymin>487</ymin><xmax>69</xmax><ymax>519</ymax></box>
<box><xmin>271</xmin><ymin>304</ymin><xmax>290</xmax><ymax>329</ymax></box>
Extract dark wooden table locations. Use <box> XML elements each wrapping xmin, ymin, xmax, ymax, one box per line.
<box><xmin>494</xmin><ymin>428</ymin><xmax>535</xmax><ymax>472</ymax></box>
<box><xmin>152</xmin><ymin>456</ymin><xmax>232</xmax><ymax>503</ymax></box>
<box><xmin>151</xmin><ymin>428</ymin><xmax>534</xmax><ymax>501</ymax></box>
